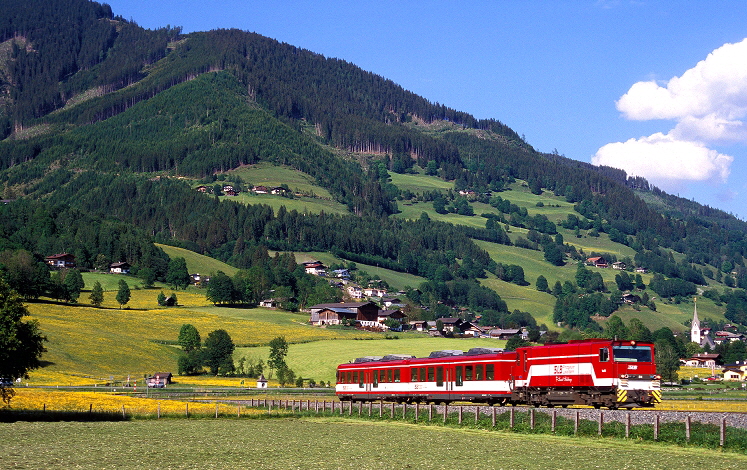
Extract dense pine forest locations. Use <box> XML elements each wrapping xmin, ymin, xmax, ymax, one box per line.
<box><xmin>3</xmin><ymin>0</ymin><xmax>747</xmax><ymax>339</ymax></box>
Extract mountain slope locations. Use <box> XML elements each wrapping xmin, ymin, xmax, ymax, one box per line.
<box><xmin>2</xmin><ymin>0</ymin><xmax>747</xmax><ymax>335</ymax></box>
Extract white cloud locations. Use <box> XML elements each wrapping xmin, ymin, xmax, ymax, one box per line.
<box><xmin>592</xmin><ymin>133</ymin><xmax>732</xmax><ymax>183</ymax></box>
<box><xmin>594</xmin><ymin>38</ymin><xmax>747</xmax><ymax>184</ymax></box>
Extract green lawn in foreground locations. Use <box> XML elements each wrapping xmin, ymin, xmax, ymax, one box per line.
<box><xmin>237</xmin><ymin>336</ymin><xmax>508</xmax><ymax>384</ymax></box>
<box><xmin>4</xmin><ymin>419</ymin><xmax>745</xmax><ymax>469</ymax></box>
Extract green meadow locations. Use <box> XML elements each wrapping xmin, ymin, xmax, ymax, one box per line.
<box><xmin>5</xmin><ymin>419</ymin><xmax>746</xmax><ymax>469</ymax></box>
<box><xmin>238</xmin><ymin>336</ymin><xmax>508</xmax><ymax>384</ymax></box>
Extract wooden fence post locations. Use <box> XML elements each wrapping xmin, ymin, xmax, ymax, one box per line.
<box><xmin>122</xmin><ymin>405</ymin><xmax>126</xmax><ymax>419</ymax></box>
<box><xmin>403</xmin><ymin>403</ymin><xmax>407</xmax><ymax>420</ymax></box>
<box><xmin>530</xmin><ymin>408</ymin><xmax>535</xmax><ymax>430</ymax></box>
<box><xmin>598</xmin><ymin>412</ymin><xmax>603</xmax><ymax>436</ymax></box>
<box><xmin>510</xmin><ymin>408</ymin><xmax>515</xmax><ymax>429</ymax></box>
<box><xmin>157</xmin><ymin>403</ymin><xmax>161</xmax><ymax>419</ymax></box>
<box><xmin>654</xmin><ymin>414</ymin><xmax>659</xmax><ymax>441</ymax></box>
<box><xmin>379</xmin><ymin>401</ymin><xmax>383</xmax><ymax>418</ymax></box>
<box><xmin>415</xmin><ymin>403</ymin><xmax>419</xmax><ymax>422</ymax></box>
<box><xmin>237</xmin><ymin>405</ymin><xmax>241</xmax><ymax>418</ymax></box>
<box><xmin>625</xmin><ymin>413</ymin><xmax>630</xmax><ymax>438</ymax></box>
<box><xmin>492</xmin><ymin>406</ymin><xmax>496</xmax><ymax>427</ymax></box>
<box><xmin>429</xmin><ymin>404</ymin><xmax>433</xmax><ymax>422</ymax></box>
<box><xmin>574</xmin><ymin>411</ymin><xmax>579</xmax><ymax>435</ymax></box>
<box><xmin>390</xmin><ymin>402</ymin><xmax>394</xmax><ymax>418</ymax></box>
<box><xmin>215</xmin><ymin>403</ymin><xmax>218</xmax><ymax>418</ymax></box>
<box><xmin>685</xmin><ymin>415</ymin><xmax>691</xmax><ymax>442</ymax></box>
<box><xmin>721</xmin><ymin>417</ymin><xmax>726</xmax><ymax>447</ymax></box>
<box><xmin>368</xmin><ymin>401</ymin><xmax>372</xmax><ymax>417</ymax></box>
<box><xmin>475</xmin><ymin>406</ymin><xmax>480</xmax><ymax>424</ymax></box>
<box><xmin>551</xmin><ymin>410</ymin><xmax>556</xmax><ymax>433</ymax></box>
<box><xmin>358</xmin><ymin>401</ymin><xmax>362</xmax><ymax>416</ymax></box>
<box><xmin>186</xmin><ymin>403</ymin><xmax>189</xmax><ymax>418</ymax></box>
<box><xmin>443</xmin><ymin>404</ymin><xmax>448</xmax><ymax>424</ymax></box>
<box><xmin>458</xmin><ymin>406</ymin><xmax>463</xmax><ymax>424</ymax></box>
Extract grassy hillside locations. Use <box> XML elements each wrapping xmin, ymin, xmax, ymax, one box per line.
<box><xmin>156</xmin><ymin>244</ymin><xmax>238</xmax><ymax>276</ymax></box>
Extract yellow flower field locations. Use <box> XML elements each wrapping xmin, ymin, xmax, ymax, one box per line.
<box><xmin>6</xmin><ymin>389</ymin><xmax>271</xmax><ymax>417</ymax></box>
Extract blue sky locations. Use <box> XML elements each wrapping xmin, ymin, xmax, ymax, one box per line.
<box><xmin>107</xmin><ymin>1</ymin><xmax>747</xmax><ymax>219</ymax></box>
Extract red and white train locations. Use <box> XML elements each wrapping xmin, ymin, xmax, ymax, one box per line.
<box><xmin>336</xmin><ymin>339</ymin><xmax>662</xmax><ymax>409</ymax></box>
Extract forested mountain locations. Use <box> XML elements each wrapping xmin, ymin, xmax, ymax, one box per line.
<box><xmin>3</xmin><ymin>0</ymin><xmax>747</xmax><ymax>333</ymax></box>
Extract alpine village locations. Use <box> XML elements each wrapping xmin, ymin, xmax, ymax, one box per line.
<box><xmin>2</xmin><ymin>0</ymin><xmax>747</xmax><ymax>465</ymax></box>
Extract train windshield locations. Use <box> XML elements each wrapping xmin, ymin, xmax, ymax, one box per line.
<box><xmin>612</xmin><ymin>345</ymin><xmax>652</xmax><ymax>363</ymax></box>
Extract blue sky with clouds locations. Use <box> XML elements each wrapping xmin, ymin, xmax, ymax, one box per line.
<box><xmin>107</xmin><ymin>1</ymin><xmax>747</xmax><ymax>218</ymax></box>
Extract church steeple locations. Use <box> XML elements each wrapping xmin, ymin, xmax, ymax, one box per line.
<box><xmin>691</xmin><ymin>297</ymin><xmax>701</xmax><ymax>344</ymax></box>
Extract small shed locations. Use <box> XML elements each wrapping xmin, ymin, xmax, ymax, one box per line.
<box><xmin>256</xmin><ymin>374</ymin><xmax>268</xmax><ymax>389</ymax></box>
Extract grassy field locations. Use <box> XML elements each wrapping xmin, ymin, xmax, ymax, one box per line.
<box><xmin>156</xmin><ymin>244</ymin><xmax>238</xmax><ymax>276</ymax></box>
<box><xmin>23</xmin><ymin>291</ymin><xmax>382</xmax><ymax>385</ymax></box>
<box><xmin>237</xmin><ymin>336</ymin><xmax>508</xmax><ymax>384</ymax></box>
<box><xmin>3</xmin><ymin>418</ymin><xmax>746</xmax><ymax>468</ymax></box>
<box><xmin>227</xmin><ymin>163</ymin><xmax>336</xmax><ymax>198</ymax></box>
<box><xmin>223</xmin><ymin>191</ymin><xmax>350</xmax><ymax>215</ymax></box>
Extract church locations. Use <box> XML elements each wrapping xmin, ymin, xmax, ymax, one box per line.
<box><xmin>690</xmin><ymin>298</ymin><xmax>715</xmax><ymax>349</ymax></box>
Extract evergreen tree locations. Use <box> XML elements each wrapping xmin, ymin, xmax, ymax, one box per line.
<box><xmin>536</xmin><ymin>275</ymin><xmax>549</xmax><ymax>293</ymax></box>
<box><xmin>115</xmin><ymin>279</ymin><xmax>130</xmax><ymax>308</ymax></box>
<box><xmin>89</xmin><ymin>281</ymin><xmax>104</xmax><ymax>307</ymax></box>
<box><xmin>63</xmin><ymin>269</ymin><xmax>84</xmax><ymax>302</ymax></box>
<box><xmin>157</xmin><ymin>291</ymin><xmax>166</xmax><ymax>306</ymax></box>
<box><xmin>166</xmin><ymin>257</ymin><xmax>190</xmax><ymax>290</ymax></box>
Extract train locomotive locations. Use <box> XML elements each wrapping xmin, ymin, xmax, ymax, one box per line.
<box><xmin>336</xmin><ymin>339</ymin><xmax>662</xmax><ymax>409</ymax></box>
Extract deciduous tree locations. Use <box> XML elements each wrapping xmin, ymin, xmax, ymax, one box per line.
<box><xmin>0</xmin><ymin>278</ymin><xmax>46</xmax><ymax>403</ymax></box>
<box><xmin>116</xmin><ymin>279</ymin><xmax>130</xmax><ymax>308</ymax></box>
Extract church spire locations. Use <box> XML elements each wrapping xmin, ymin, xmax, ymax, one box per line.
<box><xmin>691</xmin><ymin>297</ymin><xmax>701</xmax><ymax>344</ymax></box>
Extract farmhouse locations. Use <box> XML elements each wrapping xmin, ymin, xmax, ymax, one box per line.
<box><xmin>309</xmin><ymin>301</ymin><xmax>379</xmax><ymax>327</ymax></box>
<box><xmin>376</xmin><ymin>309</ymin><xmax>407</xmax><ymax>329</ymax></box>
<box><xmin>363</xmin><ymin>287</ymin><xmax>387</xmax><ymax>298</ymax></box>
<box><xmin>347</xmin><ymin>286</ymin><xmax>363</xmax><ymax>298</ymax></box>
<box><xmin>722</xmin><ymin>361</ymin><xmax>747</xmax><ymax>381</ymax></box>
<box><xmin>195</xmin><ymin>185</ymin><xmax>208</xmax><ymax>193</ymax></box>
<box><xmin>612</xmin><ymin>261</ymin><xmax>626</xmax><ymax>270</ymax></box>
<box><xmin>683</xmin><ymin>353</ymin><xmax>721</xmax><ymax>368</ymax></box>
<box><xmin>586</xmin><ymin>256</ymin><xmax>608</xmax><ymax>268</ymax></box>
<box><xmin>109</xmin><ymin>261</ymin><xmax>130</xmax><ymax>274</ymax></box>
<box><xmin>489</xmin><ymin>328</ymin><xmax>522</xmax><ymax>340</ymax></box>
<box><xmin>382</xmin><ymin>297</ymin><xmax>404</xmax><ymax>308</ymax></box>
<box><xmin>253</xmin><ymin>185</ymin><xmax>269</xmax><ymax>194</ymax></box>
<box><xmin>45</xmin><ymin>253</ymin><xmax>76</xmax><ymax>269</ymax></box>
<box><xmin>303</xmin><ymin>261</ymin><xmax>326</xmax><ymax>276</ymax></box>
<box><xmin>147</xmin><ymin>372</ymin><xmax>173</xmax><ymax>388</ymax></box>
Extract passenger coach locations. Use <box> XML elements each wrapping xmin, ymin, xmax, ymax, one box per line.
<box><xmin>336</xmin><ymin>339</ymin><xmax>661</xmax><ymax>409</ymax></box>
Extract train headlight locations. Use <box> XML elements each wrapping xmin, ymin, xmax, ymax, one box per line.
<box><xmin>620</xmin><ymin>374</ymin><xmax>629</xmax><ymax>379</ymax></box>
<box><xmin>654</xmin><ymin>375</ymin><xmax>661</xmax><ymax>380</ymax></box>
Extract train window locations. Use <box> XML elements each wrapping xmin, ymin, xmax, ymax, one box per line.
<box><xmin>411</xmin><ymin>369</ymin><xmax>418</xmax><ymax>382</ymax></box>
<box><xmin>465</xmin><ymin>365</ymin><xmax>473</xmax><ymax>381</ymax></box>
<box><xmin>613</xmin><ymin>345</ymin><xmax>652</xmax><ymax>363</ymax></box>
<box><xmin>420</xmin><ymin>368</ymin><xmax>426</xmax><ymax>382</ymax></box>
<box><xmin>436</xmin><ymin>367</ymin><xmax>444</xmax><ymax>386</ymax></box>
<box><xmin>427</xmin><ymin>367</ymin><xmax>434</xmax><ymax>382</ymax></box>
<box><xmin>359</xmin><ymin>372</ymin><xmax>364</xmax><ymax>388</ymax></box>
<box><xmin>486</xmin><ymin>364</ymin><xmax>494</xmax><ymax>380</ymax></box>
<box><xmin>475</xmin><ymin>365</ymin><xmax>483</xmax><ymax>380</ymax></box>
<box><xmin>387</xmin><ymin>369</ymin><xmax>392</xmax><ymax>383</ymax></box>
<box><xmin>348</xmin><ymin>372</ymin><xmax>353</xmax><ymax>383</ymax></box>
<box><xmin>353</xmin><ymin>371</ymin><xmax>358</xmax><ymax>383</ymax></box>
<box><xmin>599</xmin><ymin>348</ymin><xmax>609</xmax><ymax>362</ymax></box>
<box><xmin>394</xmin><ymin>369</ymin><xmax>400</xmax><ymax>383</ymax></box>
<box><xmin>455</xmin><ymin>366</ymin><xmax>463</xmax><ymax>386</ymax></box>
